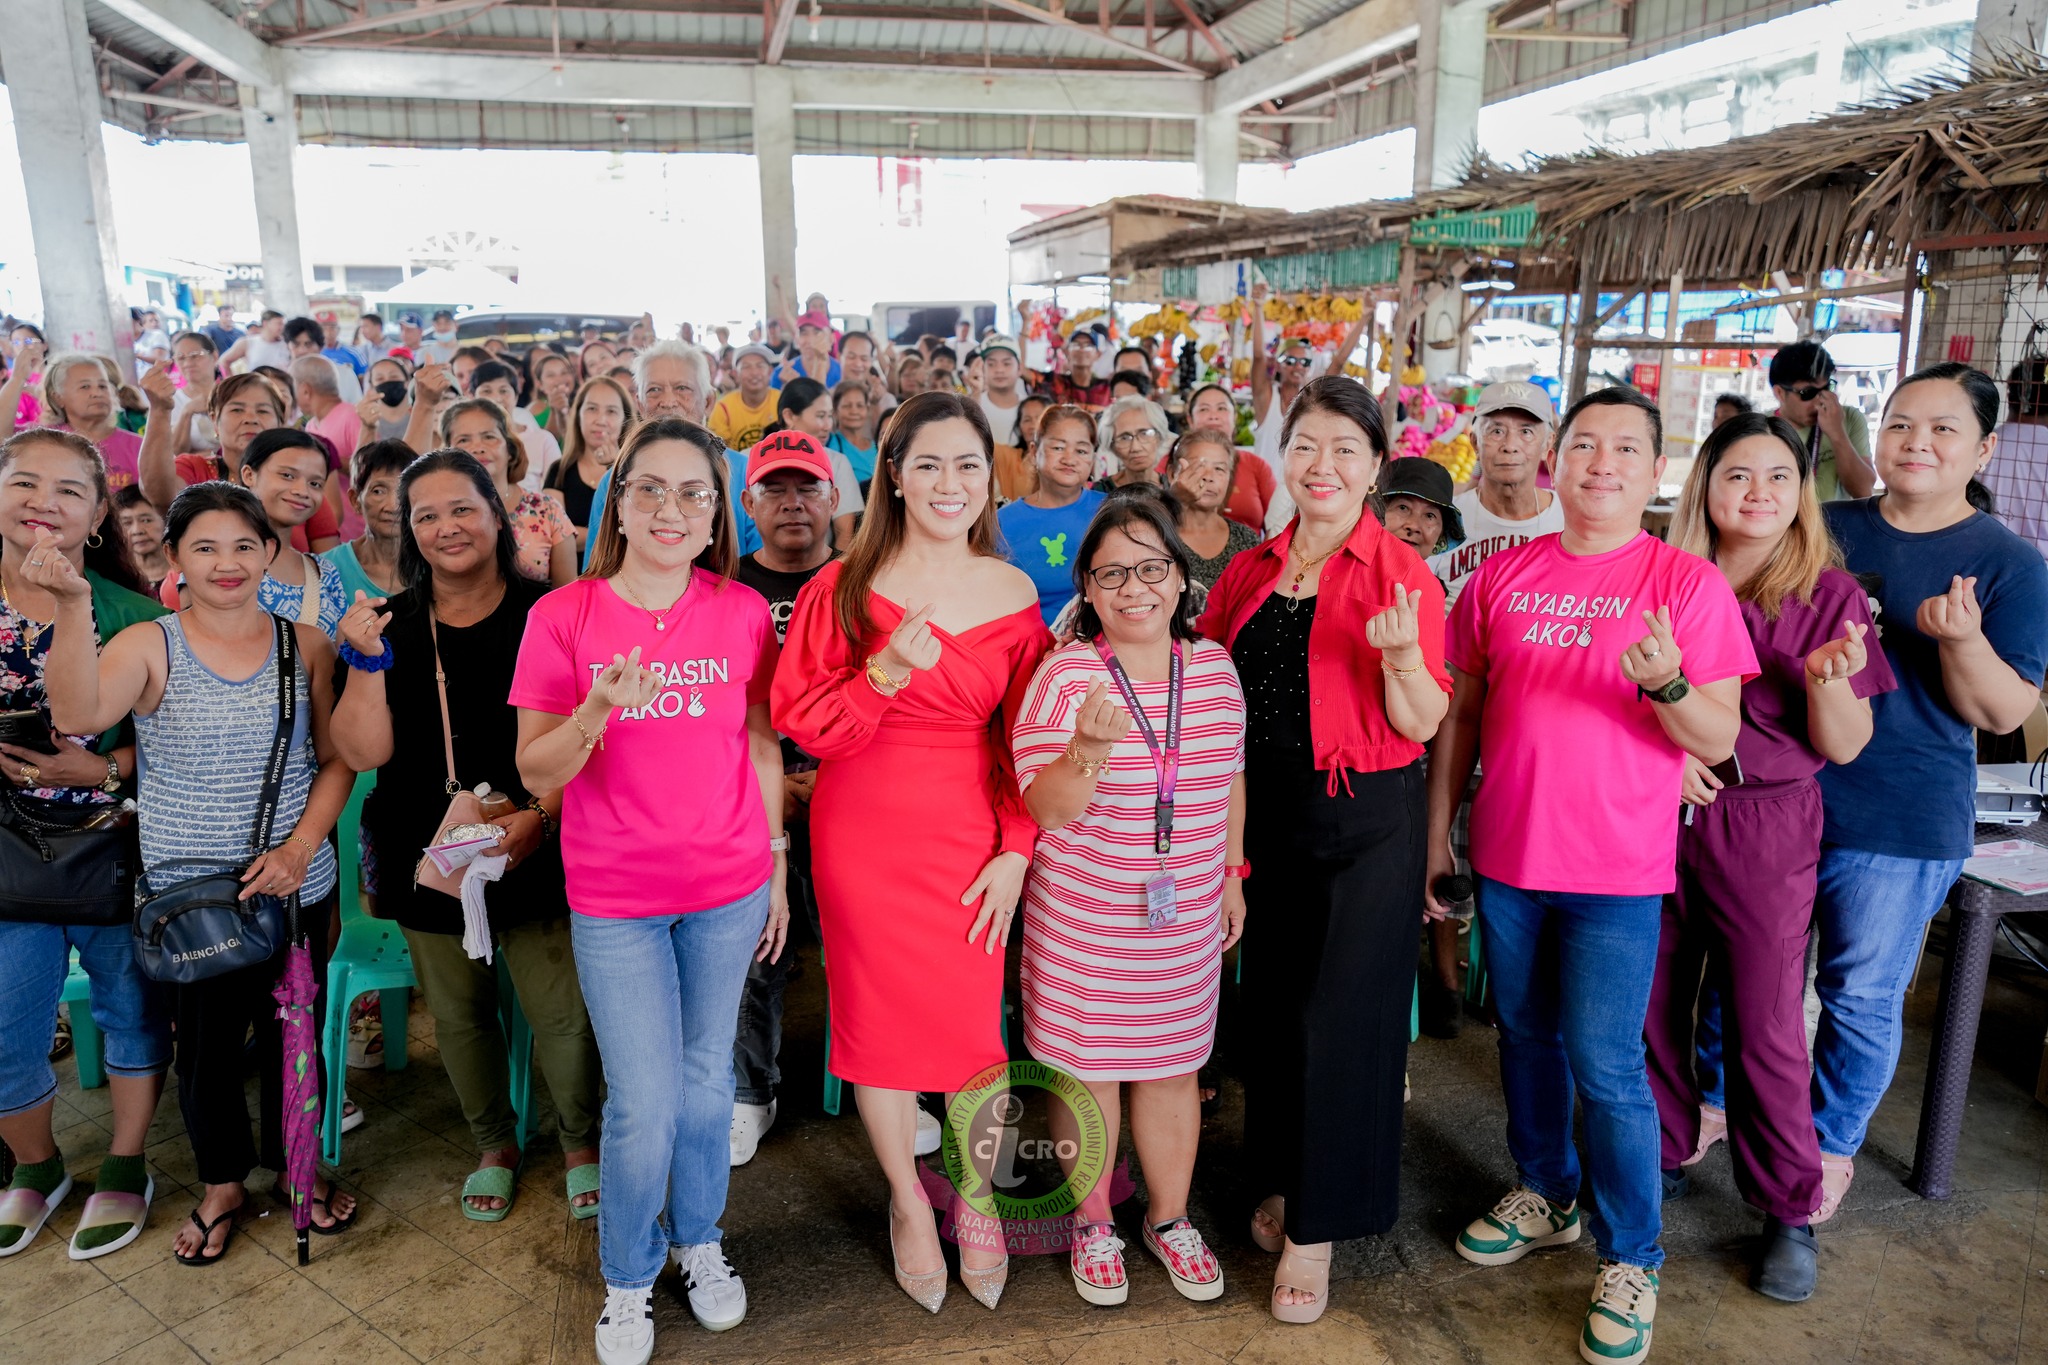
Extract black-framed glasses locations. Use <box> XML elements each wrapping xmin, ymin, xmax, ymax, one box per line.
<box><xmin>625</xmin><ymin>481</ymin><xmax>718</xmax><ymax>516</ymax></box>
<box><xmin>1086</xmin><ymin>558</ymin><xmax>1173</xmax><ymax>589</ymax></box>
<box><xmin>1789</xmin><ymin>382</ymin><xmax>1832</xmax><ymax>402</ymax></box>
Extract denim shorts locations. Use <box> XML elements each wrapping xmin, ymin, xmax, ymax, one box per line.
<box><xmin>0</xmin><ymin>920</ymin><xmax>172</xmax><ymax>1117</ymax></box>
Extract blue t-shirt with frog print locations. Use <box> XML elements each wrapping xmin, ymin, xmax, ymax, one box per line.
<box><xmin>998</xmin><ymin>490</ymin><xmax>1106</xmax><ymax>626</ymax></box>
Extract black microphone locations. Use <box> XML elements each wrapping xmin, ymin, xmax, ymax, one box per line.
<box><xmin>1432</xmin><ymin>873</ymin><xmax>1474</xmax><ymax>907</ymax></box>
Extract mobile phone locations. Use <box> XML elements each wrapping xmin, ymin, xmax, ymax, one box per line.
<box><xmin>375</xmin><ymin>380</ymin><xmax>408</xmax><ymax>407</ymax></box>
<box><xmin>0</xmin><ymin>708</ymin><xmax>60</xmax><ymax>755</ymax></box>
<box><xmin>1709</xmin><ymin>752</ymin><xmax>1743</xmax><ymax>789</ymax></box>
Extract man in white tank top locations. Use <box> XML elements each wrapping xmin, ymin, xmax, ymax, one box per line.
<box><xmin>1427</xmin><ymin>381</ymin><xmax>1565</xmax><ymax>608</ymax></box>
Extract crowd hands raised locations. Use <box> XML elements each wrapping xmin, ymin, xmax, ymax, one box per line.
<box><xmin>0</xmin><ymin>290</ymin><xmax>2043</xmax><ymax>1365</ymax></box>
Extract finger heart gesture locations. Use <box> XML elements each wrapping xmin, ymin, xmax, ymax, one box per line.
<box><xmin>1619</xmin><ymin>606</ymin><xmax>1682</xmax><ymax>691</ymax></box>
<box><xmin>1915</xmin><ymin>575</ymin><xmax>1983</xmax><ymax>644</ymax></box>
<box><xmin>883</xmin><ymin>602</ymin><xmax>943</xmax><ymax>678</ymax></box>
<box><xmin>21</xmin><ymin>528</ymin><xmax>88</xmax><ymax>600</ymax></box>
<box><xmin>1365</xmin><ymin>584</ymin><xmax>1422</xmax><ymax>661</ymax></box>
<box><xmin>1071</xmin><ymin>679</ymin><xmax>1131</xmax><ymax>758</ymax></box>
<box><xmin>1805</xmin><ymin>619</ymin><xmax>1869</xmax><ymax>685</ymax></box>
<box><xmin>340</xmin><ymin>590</ymin><xmax>391</xmax><ymax>657</ymax></box>
<box><xmin>592</xmin><ymin>645</ymin><xmax>662</xmax><ymax>710</ymax></box>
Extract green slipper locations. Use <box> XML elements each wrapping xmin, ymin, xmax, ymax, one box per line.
<box><xmin>565</xmin><ymin>1162</ymin><xmax>600</xmax><ymax>1221</ymax></box>
<box><xmin>460</xmin><ymin>1165</ymin><xmax>518</xmax><ymax>1223</ymax></box>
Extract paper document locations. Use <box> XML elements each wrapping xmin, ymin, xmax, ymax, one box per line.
<box><xmin>1962</xmin><ymin>839</ymin><xmax>2048</xmax><ymax>896</ymax></box>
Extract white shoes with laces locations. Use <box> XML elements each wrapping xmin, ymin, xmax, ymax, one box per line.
<box><xmin>593</xmin><ymin>1285</ymin><xmax>654</xmax><ymax>1365</ymax></box>
<box><xmin>673</xmin><ymin>1241</ymin><xmax>748</xmax><ymax>1332</ymax></box>
<box><xmin>729</xmin><ymin>1100</ymin><xmax>777</xmax><ymax>1167</ymax></box>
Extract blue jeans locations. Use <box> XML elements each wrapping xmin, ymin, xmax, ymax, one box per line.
<box><xmin>571</xmin><ymin>882</ymin><xmax>770</xmax><ymax>1289</ymax></box>
<box><xmin>0</xmin><ymin>921</ymin><xmax>170</xmax><ymax>1118</ymax></box>
<box><xmin>1694</xmin><ymin>972</ymin><xmax>1728</xmax><ymax>1111</ymax></box>
<box><xmin>1810</xmin><ymin>845</ymin><xmax>1963</xmax><ymax>1158</ymax></box>
<box><xmin>1476</xmin><ymin>877</ymin><xmax>1665</xmax><ymax>1270</ymax></box>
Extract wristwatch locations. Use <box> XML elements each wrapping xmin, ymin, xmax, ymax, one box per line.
<box><xmin>1224</xmin><ymin>861</ymin><xmax>1252</xmax><ymax>881</ymax></box>
<box><xmin>99</xmin><ymin>755</ymin><xmax>121</xmax><ymax>795</ymax></box>
<box><xmin>1643</xmin><ymin>673</ymin><xmax>1691</xmax><ymax>705</ymax></box>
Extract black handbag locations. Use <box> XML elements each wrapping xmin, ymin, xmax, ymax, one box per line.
<box><xmin>133</xmin><ymin>616</ymin><xmax>300</xmax><ymax>985</ymax></box>
<box><xmin>0</xmin><ymin>789</ymin><xmax>140</xmax><ymax>927</ymax></box>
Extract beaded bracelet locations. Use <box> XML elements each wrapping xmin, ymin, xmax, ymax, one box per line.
<box><xmin>338</xmin><ymin>639</ymin><xmax>394</xmax><ymax>673</ymax></box>
<box><xmin>523</xmin><ymin>798</ymin><xmax>555</xmax><ymax>840</ymax></box>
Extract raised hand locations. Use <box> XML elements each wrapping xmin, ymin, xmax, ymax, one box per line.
<box><xmin>1916</xmin><ymin>575</ymin><xmax>1984</xmax><ymax>644</ymax></box>
<box><xmin>1620</xmin><ymin>605</ymin><xmax>1682</xmax><ymax>691</ymax></box>
<box><xmin>20</xmin><ymin>528</ymin><xmax>88</xmax><ymax>600</ymax></box>
<box><xmin>588</xmin><ymin>646</ymin><xmax>663</xmax><ymax>711</ymax></box>
<box><xmin>338</xmin><ymin>590</ymin><xmax>391</xmax><ymax>660</ymax></box>
<box><xmin>1806</xmin><ymin>619</ymin><xmax>1870</xmax><ymax>684</ymax></box>
<box><xmin>416</xmin><ymin>362</ymin><xmax>454</xmax><ymax>401</ymax></box>
<box><xmin>1365</xmin><ymin>584</ymin><xmax>1423</xmax><ymax>669</ymax></box>
<box><xmin>139</xmin><ymin>360</ymin><xmax>177</xmax><ymax>413</ymax></box>
<box><xmin>878</xmin><ymin>602</ymin><xmax>943</xmax><ymax>680</ymax></box>
<box><xmin>1070</xmin><ymin>679</ymin><xmax>1132</xmax><ymax>762</ymax></box>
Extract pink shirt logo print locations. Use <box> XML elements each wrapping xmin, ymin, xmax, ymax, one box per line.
<box><xmin>1501</xmin><ymin>590</ymin><xmax>1636</xmax><ymax>650</ymax></box>
<box><xmin>585</xmin><ymin>656</ymin><xmax>730</xmax><ymax>719</ymax></box>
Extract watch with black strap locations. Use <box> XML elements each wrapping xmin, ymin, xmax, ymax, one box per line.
<box><xmin>1641</xmin><ymin>673</ymin><xmax>1691</xmax><ymax>705</ymax></box>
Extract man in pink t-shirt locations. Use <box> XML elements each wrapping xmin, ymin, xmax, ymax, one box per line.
<box><xmin>1424</xmin><ymin>387</ymin><xmax>1757</xmax><ymax>1365</ymax></box>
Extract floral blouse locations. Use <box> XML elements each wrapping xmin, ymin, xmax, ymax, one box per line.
<box><xmin>0</xmin><ymin>600</ymin><xmax>109</xmax><ymax>805</ymax></box>
<box><xmin>511</xmin><ymin>490</ymin><xmax>575</xmax><ymax>584</ymax></box>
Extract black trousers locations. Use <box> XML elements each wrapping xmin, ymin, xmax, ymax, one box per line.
<box><xmin>1242</xmin><ymin>760</ymin><xmax>1424</xmax><ymax>1245</ymax></box>
<box><xmin>174</xmin><ymin>892</ymin><xmax>336</xmax><ymax>1188</ymax></box>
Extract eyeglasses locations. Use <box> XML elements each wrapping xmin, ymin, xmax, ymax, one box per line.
<box><xmin>753</xmin><ymin>482</ymin><xmax>831</xmax><ymax>503</ymax></box>
<box><xmin>1110</xmin><ymin>430</ymin><xmax>1160</xmax><ymax>450</ymax></box>
<box><xmin>625</xmin><ymin>481</ymin><xmax>719</xmax><ymax>516</ymax></box>
<box><xmin>1086</xmin><ymin>558</ymin><xmax>1174</xmax><ymax>589</ymax></box>
<box><xmin>1279</xmin><ymin>356</ymin><xmax>1313</xmax><ymax>369</ymax></box>
<box><xmin>1789</xmin><ymin>382</ymin><xmax>1831</xmax><ymax>402</ymax></box>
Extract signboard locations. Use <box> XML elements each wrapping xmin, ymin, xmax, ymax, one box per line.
<box><xmin>1407</xmin><ymin>204</ymin><xmax>1537</xmax><ymax>249</ymax></box>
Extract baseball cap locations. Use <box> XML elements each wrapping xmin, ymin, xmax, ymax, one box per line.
<box><xmin>796</xmin><ymin>309</ymin><xmax>830</xmax><ymax>332</ymax></box>
<box><xmin>399</xmin><ymin>312</ymin><xmax>424</xmax><ymax>328</ymax></box>
<box><xmin>748</xmin><ymin>431</ymin><xmax>833</xmax><ymax>485</ymax></box>
<box><xmin>1475</xmin><ymin>379</ymin><xmax>1554</xmax><ymax>426</ymax></box>
<box><xmin>979</xmin><ymin>334</ymin><xmax>1021</xmax><ymax>361</ymax></box>
<box><xmin>735</xmin><ymin>343</ymin><xmax>777</xmax><ymax>366</ymax></box>
<box><xmin>432</xmin><ymin>309</ymin><xmax>454</xmax><ymax>322</ymax></box>
<box><xmin>1380</xmin><ymin>457</ymin><xmax>1465</xmax><ymax>546</ymax></box>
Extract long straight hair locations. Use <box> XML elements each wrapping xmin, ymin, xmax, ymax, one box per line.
<box><xmin>833</xmin><ymin>390</ymin><xmax>1001</xmax><ymax>647</ymax></box>
<box><xmin>553</xmin><ymin>375</ymin><xmax>635</xmax><ymax>487</ymax></box>
<box><xmin>1670</xmin><ymin>411</ymin><xmax>1839</xmax><ymax>620</ymax></box>
<box><xmin>582</xmin><ymin>418</ymin><xmax>737</xmax><ymax>585</ymax></box>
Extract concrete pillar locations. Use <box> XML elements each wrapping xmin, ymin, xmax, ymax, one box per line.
<box><xmin>0</xmin><ymin>0</ymin><xmax>133</xmax><ymax>362</ymax></box>
<box><xmin>1974</xmin><ymin>0</ymin><xmax>2048</xmax><ymax>60</ymax></box>
<box><xmin>753</xmin><ymin>66</ymin><xmax>798</xmax><ymax>324</ymax></box>
<box><xmin>1195</xmin><ymin>112</ymin><xmax>1239</xmax><ymax>204</ymax></box>
<box><xmin>1411</xmin><ymin>0</ymin><xmax>1485</xmax><ymax>193</ymax></box>
<box><xmin>239</xmin><ymin>83</ymin><xmax>309</xmax><ymax>317</ymax></box>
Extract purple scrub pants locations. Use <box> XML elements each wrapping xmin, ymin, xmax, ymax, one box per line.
<box><xmin>1644</xmin><ymin>778</ymin><xmax>1824</xmax><ymax>1224</ymax></box>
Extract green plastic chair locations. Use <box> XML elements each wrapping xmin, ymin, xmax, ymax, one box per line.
<box><xmin>62</xmin><ymin>949</ymin><xmax>105</xmax><ymax>1090</ymax></box>
<box><xmin>1464</xmin><ymin>915</ymin><xmax>1490</xmax><ymax>1009</ymax></box>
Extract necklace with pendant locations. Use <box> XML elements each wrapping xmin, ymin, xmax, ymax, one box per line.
<box><xmin>620</xmin><ymin>575</ymin><xmax>687</xmax><ymax>631</ymax></box>
<box><xmin>1284</xmin><ymin>544</ymin><xmax>1339</xmax><ymax>613</ymax></box>
<box><xmin>0</xmin><ymin>569</ymin><xmax>46</xmax><ymax>651</ymax></box>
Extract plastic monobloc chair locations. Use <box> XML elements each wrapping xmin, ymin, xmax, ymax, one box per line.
<box><xmin>62</xmin><ymin>949</ymin><xmax>105</xmax><ymax>1090</ymax></box>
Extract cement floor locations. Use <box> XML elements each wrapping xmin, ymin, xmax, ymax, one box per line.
<box><xmin>8</xmin><ymin>919</ymin><xmax>2048</xmax><ymax>1365</ymax></box>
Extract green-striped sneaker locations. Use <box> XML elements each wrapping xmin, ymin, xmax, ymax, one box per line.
<box><xmin>1580</xmin><ymin>1260</ymin><xmax>1658</xmax><ymax>1365</ymax></box>
<box><xmin>1455</xmin><ymin>1187</ymin><xmax>1582</xmax><ymax>1266</ymax></box>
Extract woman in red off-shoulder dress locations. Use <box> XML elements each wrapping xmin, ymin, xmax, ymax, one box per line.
<box><xmin>771</xmin><ymin>392</ymin><xmax>1049</xmax><ymax>1315</ymax></box>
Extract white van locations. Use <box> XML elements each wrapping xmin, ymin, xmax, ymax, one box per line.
<box><xmin>868</xmin><ymin>301</ymin><xmax>999</xmax><ymax>349</ymax></box>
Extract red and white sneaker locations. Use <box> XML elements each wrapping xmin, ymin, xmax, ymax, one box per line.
<box><xmin>1070</xmin><ymin>1222</ymin><xmax>1129</xmax><ymax>1305</ymax></box>
<box><xmin>1143</xmin><ymin>1217</ymin><xmax>1223</xmax><ymax>1301</ymax></box>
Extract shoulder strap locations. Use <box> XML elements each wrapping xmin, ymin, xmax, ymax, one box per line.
<box><xmin>428</xmin><ymin>612</ymin><xmax>460</xmax><ymax>795</ymax></box>
<box><xmin>294</xmin><ymin>555</ymin><xmax>323</xmax><ymax>627</ymax></box>
<box><xmin>250</xmin><ymin>615</ymin><xmax>298</xmax><ymax>852</ymax></box>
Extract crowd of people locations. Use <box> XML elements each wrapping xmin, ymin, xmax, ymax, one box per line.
<box><xmin>0</xmin><ymin>294</ymin><xmax>2044</xmax><ymax>1365</ymax></box>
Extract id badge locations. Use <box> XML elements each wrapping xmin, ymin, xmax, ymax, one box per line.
<box><xmin>1144</xmin><ymin>870</ymin><xmax>1178</xmax><ymax>928</ymax></box>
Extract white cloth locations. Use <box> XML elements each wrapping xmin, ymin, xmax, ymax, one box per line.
<box><xmin>242</xmin><ymin>337</ymin><xmax>292</xmax><ymax>372</ymax></box>
<box><xmin>1425</xmin><ymin>486</ymin><xmax>1568</xmax><ymax>608</ymax></box>
<box><xmin>513</xmin><ymin>409</ymin><xmax>562</xmax><ymax>494</ymax></box>
<box><xmin>460</xmin><ymin>851</ymin><xmax>509</xmax><ymax>962</ymax></box>
<box><xmin>978</xmin><ymin>384</ymin><xmax>1030</xmax><ymax>446</ymax></box>
<box><xmin>830</xmin><ymin>450</ymin><xmax>865</xmax><ymax>516</ymax></box>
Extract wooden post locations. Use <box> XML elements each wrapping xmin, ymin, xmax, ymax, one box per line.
<box><xmin>1383</xmin><ymin>245</ymin><xmax>1417</xmax><ymax>430</ymax></box>
<box><xmin>1567</xmin><ymin>261</ymin><xmax>1598</xmax><ymax>405</ymax></box>
<box><xmin>1664</xmin><ymin>272</ymin><xmax>1684</xmax><ymax>343</ymax></box>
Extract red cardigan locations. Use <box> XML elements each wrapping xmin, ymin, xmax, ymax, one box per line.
<box><xmin>1198</xmin><ymin>510</ymin><xmax>1451</xmax><ymax>788</ymax></box>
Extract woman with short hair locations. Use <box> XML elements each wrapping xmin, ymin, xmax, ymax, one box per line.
<box><xmin>33</xmin><ymin>353</ymin><xmax>144</xmax><ymax>492</ymax></box>
<box><xmin>1093</xmin><ymin>396</ymin><xmax>1171</xmax><ymax>493</ymax></box>
<box><xmin>322</xmin><ymin>439</ymin><xmax>413</xmax><ymax>603</ymax></box>
<box><xmin>1166</xmin><ymin>429</ymin><xmax>1259</xmax><ymax>591</ymax></box>
<box><xmin>1185</xmin><ymin>382</ymin><xmax>1274</xmax><ymax>531</ymax></box>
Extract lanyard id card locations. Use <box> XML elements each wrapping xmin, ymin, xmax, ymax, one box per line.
<box><xmin>1095</xmin><ymin>638</ymin><xmax>1184</xmax><ymax>930</ymax></box>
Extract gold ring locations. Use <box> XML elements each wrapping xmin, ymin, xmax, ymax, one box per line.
<box><xmin>20</xmin><ymin>763</ymin><xmax>40</xmax><ymax>784</ymax></box>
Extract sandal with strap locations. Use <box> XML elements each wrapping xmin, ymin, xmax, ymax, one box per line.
<box><xmin>174</xmin><ymin>1201</ymin><xmax>243</xmax><ymax>1267</ymax></box>
<box><xmin>1250</xmin><ymin>1195</ymin><xmax>1285</xmax><ymax>1254</ymax></box>
<box><xmin>565</xmin><ymin>1162</ymin><xmax>600</xmax><ymax>1221</ymax></box>
<box><xmin>461</xmin><ymin>1165</ymin><xmax>519</xmax><ymax>1223</ymax></box>
<box><xmin>273</xmin><ymin>1178</ymin><xmax>358</xmax><ymax>1235</ymax></box>
<box><xmin>69</xmin><ymin>1176</ymin><xmax>155</xmax><ymax>1261</ymax></box>
<box><xmin>0</xmin><ymin>1177</ymin><xmax>73</xmax><ymax>1258</ymax></box>
<box><xmin>1271</xmin><ymin>1240</ymin><xmax>1332</xmax><ymax>1325</ymax></box>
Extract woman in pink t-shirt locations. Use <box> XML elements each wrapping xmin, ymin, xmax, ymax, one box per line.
<box><xmin>37</xmin><ymin>353</ymin><xmax>143</xmax><ymax>495</ymax></box>
<box><xmin>511</xmin><ymin>417</ymin><xmax>789</xmax><ymax>1362</ymax></box>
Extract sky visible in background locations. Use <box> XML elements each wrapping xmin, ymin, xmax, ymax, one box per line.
<box><xmin>0</xmin><ymin>0</ymin><xmax>1967</xmax><ymax>331</ymax></box>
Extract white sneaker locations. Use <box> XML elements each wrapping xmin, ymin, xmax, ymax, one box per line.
<box><xmin>729</xmin><ymin>1100</ymin><xmax>776</xmax><ymax>1167</ymax></box>
<box><xmin>593</xmin><ymin>1285</ymin><xmax>654</xmax><ymax>1365</ymax></box>
<box><xmin>913</xmin><ymin>1103</ymin><xmax>942</xmax><ymax>1157</ymax></box>
<box><xmin>673</xmin><ymin>1241</ymin><xmax>747</xmax><ymax>1332</ymax></box>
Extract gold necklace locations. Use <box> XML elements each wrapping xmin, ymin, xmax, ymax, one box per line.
<box><xmin>619</xmin><ymin>573</ymin><xmax>688</xmax><ymax>631</ymax></box>
<box><xmin>1284</xmin><ymin>543</ymin><xmax>1341</xmax><ymax>612</ymax></box>
<box><xmin>0</xmin><ymin>566</ymin><xmax>47</xmax><ymax>651</ymax></box>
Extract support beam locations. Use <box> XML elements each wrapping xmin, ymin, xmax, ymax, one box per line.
<box><xmin>1211</xmin><ymin>0</ymin><xmax>1417</xmax><ymax>114</ymax></box>
<box><xmin>277</xmin><ymin>0</ymin><xmax>506</xmax><ymax>44</ymax></box>
<box><xmin>103</xmin><ymin>87</ymin><xmax>240</xmax><ymax>118</ymax></box>
<box><xmin>762</xmin><ymin>0</ymin><xmax>802</xmax><ymax>63</ymax></box>
<box><xmin>980</xmin><ymin>0</ymin><xmax>1208</xmax><ymax>74</ymax></box>
<box><xmin>240</xmin><ymin>83</ymin><xmax>309</xmax><ymax>317</ymax></box>
<box><xmin>94</xmin><ymin>0</ymin><xmax>278</xmax><ymax>87</ymax></box>
<box><xmin>280</xmin><ymin>49</ymin><xmax>1208</xmax><ymax>118</ymax></box>
<box><xmin>0</xmin><ymin>0</ymin><xmax>133</xmax><ymax>361</ymax></box>
<box><xmin>1411</xmin><ymin>0</ymin><xmax>1483</xmax><ymax>192</ymax></box>
<box><xmin>1973</xmin><ymin>0</ymin><xmax>2048</xmax><ymax>60</ymax></box>
<box><xmin>1195</xmin><ymin>110</ymin><xmax>1239</xmax><ymax>202</ymax></box>
<box><xmin>754</xmin><ymin>65</ymin><xmax>797</xmax><ymax>326</ymax></box>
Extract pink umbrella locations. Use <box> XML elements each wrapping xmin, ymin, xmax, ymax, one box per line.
<box><xmin>270</xmin><ymin>894</ymin><xmax>322</xmax><ymax>1266</ymax></box>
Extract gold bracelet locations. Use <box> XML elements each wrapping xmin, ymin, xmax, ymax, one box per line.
<box><xmin>571</xmin><ymin>712</ymin><xmax>606</xmax><ymax>751</ymax></box>
<box><xmin>1381</xmin><ymin>659</ymin><xmax>1425</xmax><ymax>679</ymax></box>
<box><xmin>284</xmin><ymin>834</ymin><xmax>319</xmax><ymax>855</ymax></box>
<box><xmin>1065</xmin><ymin>738</ymin><xmax>1108</xmax><ymax>777</ymax></box>
<box><xmin>865</xmin><ymin>654</ymin><xmax>909</xmax><ymax>695</ymax></box>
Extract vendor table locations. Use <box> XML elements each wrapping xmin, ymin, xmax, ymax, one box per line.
<box><xmin>1909</xmin><ymin>817</ymin><xmax>2047</xmax><ymax>1199</ymax></box>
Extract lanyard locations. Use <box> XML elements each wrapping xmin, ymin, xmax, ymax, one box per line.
<box><xmin>1093</xmin><ymin>638</ymin><xmax>1183</xmax><ymax>857</ymax></box>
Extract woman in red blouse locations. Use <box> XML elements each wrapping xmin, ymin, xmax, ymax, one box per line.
<box><xmin>772</xmin><ymin>391</ymin><xmax>1049</xmax><ymax>1315</ymax></box>
<box><xmin>1198</xmin><ymin>377</ymin><xmax>1451</xmax><ymax>1324</ymax></box>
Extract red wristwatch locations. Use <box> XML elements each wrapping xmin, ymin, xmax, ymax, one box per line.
<box><xmin>1223</xmin><ymin>861</ymin><xmax>1251</xmax><ymax>880</ymax></box>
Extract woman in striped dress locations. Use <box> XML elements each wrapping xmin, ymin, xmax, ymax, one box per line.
<box><xmin>1012</xmin><ymin>497</ymin><xmax>1247</xmax><ymax>1310</ymax></box>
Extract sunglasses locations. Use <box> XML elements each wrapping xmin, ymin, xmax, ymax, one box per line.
<box><xmin>1788</xmin><ymin>382</ymin><xmax>1831</xmax><ymax>402</ymax></box>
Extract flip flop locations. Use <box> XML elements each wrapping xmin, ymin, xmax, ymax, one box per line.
<box><xmin>69</xmin><ymin>1176</ymin><xmax>155</xmax><ymax>1261</ymax></box>
<box><xmin>461</xmin><ymin>1165</ymin><xmax>518</xmax><ymax>1223</ymax></box>
<box><xmin>175</xmin><ymin>1201</ymin><xmax>242</xmax><ymax>1267</ymax></box>
<box><xmin>0</xmin><ymin>1177</ymin><xmax>73</xmax><ymax>1258</ymax></box>
<box><xmin>565</xmin><ymin>1162</ymin><xmax>600</xmax><ymax>1221</ymax></box>
<box><xmin>272</xmin><ymin>1179</ymin><xmax>359</xmax><ymax>1235</ymax></box>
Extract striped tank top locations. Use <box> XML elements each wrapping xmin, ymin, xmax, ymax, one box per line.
<box><xmin>133</xmin><ymin>615</ymin><xmax>337</xmax><ymax>901</ymax></box>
